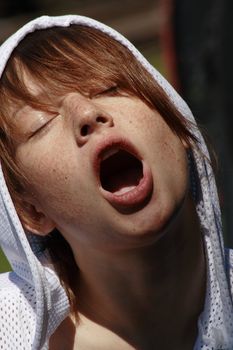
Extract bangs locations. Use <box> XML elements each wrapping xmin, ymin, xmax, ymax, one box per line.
<box><xmin>0</xmin><ymin>25</ymin><xmax>148</xmax><ymax>117</ymax></box>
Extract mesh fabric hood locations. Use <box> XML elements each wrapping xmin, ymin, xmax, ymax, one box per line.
<box><xmin>0</xmin><ymin>15</ymin><xmax>232</xmax><ymax>349</ymax></box>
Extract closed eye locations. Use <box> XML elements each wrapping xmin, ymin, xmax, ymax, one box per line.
<box><xmin>94</xmin><ymin>85</ymin><xmax>119</xmax><ymax>98</ymax></box>
<box><xmin>101</xmin><ymin>85</ymin><xmax>130</xmax><ymax>98</ymax></box>
<box><xmin>103</xmin><ymin>85</ymin><xmax>119</xmax><ymax>95</ymax></box>
<box><xmin>28</xmin><ymin>113</ymin><xmax>58</xmax><ymax>139</ymax></box>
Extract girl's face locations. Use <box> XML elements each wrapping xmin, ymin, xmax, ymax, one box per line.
<box><xmin>13</xmin><ymin>82</ymin><xmax>189</xmax><ymax>251</ymax></box>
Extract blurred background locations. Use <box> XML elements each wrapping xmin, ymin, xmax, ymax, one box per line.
<box><xmin>0</xmin><ymin>0</ymin><xmax>232</xmax><ymax>273</ymax></box>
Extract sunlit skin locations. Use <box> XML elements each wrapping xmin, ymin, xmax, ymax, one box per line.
<box><xmin>13</xmin><ymin>81</ymin><xmax>206</xmax><ymax>349</ymax></box>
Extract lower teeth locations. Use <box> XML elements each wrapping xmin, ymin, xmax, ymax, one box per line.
<box><xmin>113</xmin><ymin>185</ymin><xmax>136</xmax><ymax>195</ymax></box>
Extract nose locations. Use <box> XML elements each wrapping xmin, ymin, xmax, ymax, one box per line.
<box><xmin>66</xmin><ymin>93</ymin><xmax>114</xmax><ymax>146</ymax></box>
<box><xmin>78</xmin><ymin>113</ymin><xmax>114</xmax><ymax>146</ymax></box>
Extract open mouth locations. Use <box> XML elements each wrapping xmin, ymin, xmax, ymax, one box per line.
<box><xmin>100</xmin><ymin>149</ymin><xmax>143</xmax><ymax>195</ymax></box>
<box><xmin>96</xmin><ymin>140</ymin><xmax>153</xmax><ymax>210</ymax></box>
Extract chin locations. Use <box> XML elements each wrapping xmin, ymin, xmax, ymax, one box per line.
<box><xmin>108</xmin><ymin>190</ymin><xmax>187</xmax><ymax>246</ymax></box>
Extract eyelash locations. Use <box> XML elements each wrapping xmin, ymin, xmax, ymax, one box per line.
<box><xmin>29</xmin><ymin>114</ymin><xmax>57</xmax><ymax>139</ymax></box>
<box><xmin>104</xmin><ymin>85</ymin><xmax>118</xmax><ymax>95</ymax></box>
<box><xmin>94</xmin><ymin>85</ymin><xmax>119</xmax><ymax>98</ymax></box>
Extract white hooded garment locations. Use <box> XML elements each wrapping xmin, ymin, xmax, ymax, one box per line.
<box><xmin>0</xmin><ymin>15</ymin><xmax>232</xmax><ymax>350</ymax></box>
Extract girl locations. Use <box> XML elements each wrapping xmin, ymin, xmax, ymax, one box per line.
<box><xmin>0</xmin><ymin>15</ymin><xmax>232</xmax><ymax>350</ymax></box>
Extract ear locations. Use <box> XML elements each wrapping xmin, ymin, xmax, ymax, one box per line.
<box><xmin>19</xmin><ymin>199</ymin><xmax>56</xmax><ymax>236</ymax></box>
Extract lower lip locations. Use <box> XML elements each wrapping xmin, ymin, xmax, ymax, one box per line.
<box><xmin>100</xmin><ymin>162</ymin><xmax>153</xmax><ymax>210</ymax></box>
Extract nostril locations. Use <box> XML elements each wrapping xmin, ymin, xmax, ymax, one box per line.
<box><xmin>96</xmin><ymin>116</ymin><xmax>107</xmax><ymax>124</ymax></box>
<box><xmin>80</xmin><ymin>124</ymin><xmax>89</xmax><ymax>136</ymax></box>
<box><xmin>79</xmin><ymin>115</ymin><xmax>112</xmax><ymax>138</ymax></box>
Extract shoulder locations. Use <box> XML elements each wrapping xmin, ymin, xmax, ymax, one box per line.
<box><xmin>0</xmin><ymin>271</ymin><xmax>36</xmax><ymax>305</ymax></box>
<box><xmin>0</xmin><ymin>271</ymin><xmax>22</xmax><ymax>290</ymax></box>
<box><xmin>0</xmin><ymin>272</ymin><xmax>36</xmax><ymax>349</ymax></box>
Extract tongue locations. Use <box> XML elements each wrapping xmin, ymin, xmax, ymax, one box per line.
<box><xmin>106</xmin><ymin>168</ymin><xmax>142</xmax><ymax>195</ymax></box>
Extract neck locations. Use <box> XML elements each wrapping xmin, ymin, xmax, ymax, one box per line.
<box><xmin>74</xmin><ymin>196</ymin><xmax>206</xmax><ymax>349</ymax></box>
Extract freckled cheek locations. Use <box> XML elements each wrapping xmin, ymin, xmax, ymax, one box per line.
<box><xmin>163</xmin><ymin>142</ymin><xmax>188</xmax><ymax>195</ymax></box>
<box><xmin>22</xmin><ymin>151</ymin><xmax>94</xmax><ymax>219</ymax></box>
<box><xmin>146</xmin><ymin>121</ymin><xmax>188</xmax><ymax>194</ymax></box>
<box><xmin>118</xmin><ymin>106</ymin><xmax>156</xmax><ymax>133</ymax></box>
<box><xmin>22</xmin><ymin>152</ymin><xmax>66</xmax><ymax>182</ymax></box>
<box><xmin>20</xmin><ymin>150</ymin><xmax>75</xmax><ymax>196</ymax></box>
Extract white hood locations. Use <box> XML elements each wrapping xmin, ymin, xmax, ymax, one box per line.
<box><xmin>0</xmin><ymin>15</ymin><xmax>232</xmax><ymax>349</ymax></box>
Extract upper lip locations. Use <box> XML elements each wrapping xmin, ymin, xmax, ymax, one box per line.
<box><xmin>93</xmin><ymin>136</ymin><xmax>142</xmax><ymax>185</ymax></box>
